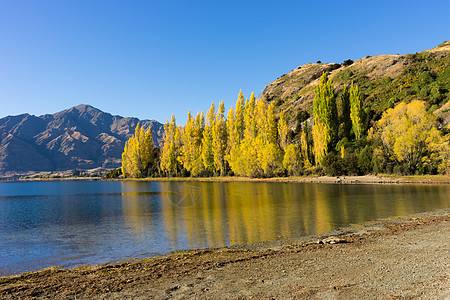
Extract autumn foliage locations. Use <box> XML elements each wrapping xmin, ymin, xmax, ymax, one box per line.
<box><xmin>122</xmin><ymin>74</ymin><xmax>449</xmax><ymax>177</ymax></box>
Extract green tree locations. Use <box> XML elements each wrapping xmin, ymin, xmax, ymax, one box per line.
<box><xmin>350</xmin><ymin>83</ymin><xmax>364</xmax><ymax>140</ymax></box>
<box><xmin>312</xmin><ymin>73</ymin><xmax>338</xmax><ymax>165</ymax></box>
<box><xmin>338</xmin><ymin>85</ymin><xmax>351</xmax><ymax>139</ymax></box>
<box><xmin>300</xmin><ymin>123</ymin><xmax>312</xmax><ymax>168</ymax></box>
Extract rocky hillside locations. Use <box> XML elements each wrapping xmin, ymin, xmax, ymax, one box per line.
<box><xmin>261</xmin><ymin>41</ymin><xmax>450</xmax><ymax>131</ymax></box>
<box><xmin>0</xmin><ymin>104</ymin><xmax>163</xmax><ymax>173</ymax></box>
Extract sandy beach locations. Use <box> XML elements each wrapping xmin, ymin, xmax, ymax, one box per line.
<box><xmin>1</xmin><ymin>209</ymin><xmax>449</xmax><ymax>299</ymax></box>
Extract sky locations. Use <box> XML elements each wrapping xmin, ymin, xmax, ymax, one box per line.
<box><xmin>1</xmin><ymin>0</ymin><xmax>449</xmax><ymax>124</ymax></box>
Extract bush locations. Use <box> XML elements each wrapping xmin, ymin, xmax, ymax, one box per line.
<box><xmin>357</xmin><ymin>145</ymin><xmax>373</xmax><ymax>174</ymax></box>
<box><xmin>104</xmin><ymin>168</ymin><xmax>122</xmax><ymax>179</ymax></box>
<box><xmin>342</xmin><ymin>59</ymin><xmax>354</xmax><ymax>66</ymax></box>
<box><xmin>322</xmin><ymin>152</ymin><xmax>346</xmax><ymax>176</ymax></box>
<box><xmin>343</xmin><ymin>152</ymin><xmax>359</xmax><ymax>175</ymax></box>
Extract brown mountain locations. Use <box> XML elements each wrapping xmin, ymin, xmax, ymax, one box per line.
<box><xmin>261</xmin><ymin>41</ymin><xmax>450</xmax><ymax>130</ymax></box>
<box><xmin>0</xmin><ymin>104</ymin><xmax>163</xmax><ymax>174</ymax></box>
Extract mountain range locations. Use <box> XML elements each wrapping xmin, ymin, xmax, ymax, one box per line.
<box><xmin>0</xmin><ymin>104</ymin><xmax>163</xmax><ymax>174</ymax></box>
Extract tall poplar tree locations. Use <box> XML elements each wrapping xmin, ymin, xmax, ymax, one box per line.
<box><xmin>160</xmin><ymin>115</ymin><xmax>180</xmax><ymax>176</ymax></box>
<box><xmin>225</xmin><ymin>107</ymin><xmax>237</xmax><ymax>170</ymax></box>
<box><xmin>244</xmin><ymin>92</ymin><xmax>256</xmax><ymax>139</ymax></box>
<box><xmin>180</xmin><ymin>112</ymin><xmax>205</xmax><ymax>176</ymax></box>
<box><xmin>202</xmin><ymin>102</ymin><xmax>215</xmax><ymax>174</ymax></box>
<box><xmin>226</xmin><ymin>91</ymin><xmax>246</xmax><ymax>173</ymax></box>
<box><xmin>235</xmin><ymin>90</ymin><xmax>245</xmax><ymax>141</ymax></box>
<box><xmin>350</xmin><ymin>83</ymin><xmax>364</xmax><ymax>140</ymax></box>
<box><xmin>278</xmin><ymin>111</ymin><xmax>289</xmax><ymax>151</ymax></box>
<box><xmin>339</xmin><ymin>85</ymin><xmax>351</xmax><ymax>139</ymax></box>
<box><xmin>212</xmin><ymin>101</ymin><xmax>227</xmax><ymax>175</ymax></box>
<box><xmin>300</xmin><ymin>123</ymin><xmax>312</xmax><ymax>168</ymax></box>
<box><xmin>257</xmin><ymin>101</ymin><xmax>282</xmax><ymax>176</ymax></box>
<box><xmin>283</xmin><ymin>144</ymin><xmax>302</xmax><ymax>176</ymax></box>
<box><xmin>312</xmin><ymin>73</ymin><xmax>338</xmax><ymax>165</ymax></box>
<box><xmin>121</xmin><ymin>129</ymin><xmax>138</xmax><ymax>177</ymax></box>
<box><xmin>237</xmin><ymin>93</ymin><xmax>259</xmax><ymax>177</ymax></box>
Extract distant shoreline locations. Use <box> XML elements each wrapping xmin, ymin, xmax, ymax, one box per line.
<box><xmin>4</xmin><ymin>174</ymin><xmax>450</xmax><ymax>184</ymax></box>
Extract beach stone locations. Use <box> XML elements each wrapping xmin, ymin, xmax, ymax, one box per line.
<box><xmin>317</xmin><ymin>236</ymin><xmax>350</xmax><ymax>244</ymax></box>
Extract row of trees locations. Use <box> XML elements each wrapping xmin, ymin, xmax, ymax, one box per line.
<box><xmin>312</xmin><ymin>73</ymin><xmax>365</xmax><ymax>165</ymax></box>
<box><xmin>310</xmin><ymin>74</ymin><xmax>448</xmax><ymax>176</ymax></box>
<box><xmin>158</xmin><ymin>92</ymin><xmax>298</xmax><ymax>177</ymax></box>
<box><xmin>121</xmin><ymin>73</ymin><xmax>449</xmax><ymax>178</ymax></box>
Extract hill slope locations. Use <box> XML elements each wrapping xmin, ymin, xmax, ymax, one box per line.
<box><xmin>261</xmin><ymin>41</ymin><xmax>450</xmax><ymax>130</ymax></box>
<box><xmin>0</xmin><ymin>105</ymin><xmax>163</xmax><ymax>173</ymax></box>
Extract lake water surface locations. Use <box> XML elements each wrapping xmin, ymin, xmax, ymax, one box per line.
<box><xmin>0</xmin><ymin>180</ymin><xmax>449</xmax><ymax>275</ymax></box>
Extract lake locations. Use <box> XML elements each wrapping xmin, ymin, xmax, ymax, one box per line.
<box><xmin>0</xmin><ymin>180</ymin><xmax>449</xmax><ymax>275</ymax></box>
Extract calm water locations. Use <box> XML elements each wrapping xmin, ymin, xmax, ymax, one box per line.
<box><xmin>0</xmin><ymin>180</ymin><xmax>449</xmax><ymax>275</ymax></box>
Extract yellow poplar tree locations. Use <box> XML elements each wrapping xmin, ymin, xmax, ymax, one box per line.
<box><xmin>160</xmin><ymin>115</ymin><xmax>181</xmax><ymax>176</ymax></box>
<box><xmin>244</xmin><ymin>92</ymin><xmax>257</xmax><ymax>139</ymax></box>
<box><xmin>121</xmin><ymin>124</ymin><xmax>156</xmax><ymax>178</ymax></box>
<box><xmin>256</xmin><ymin>101</ymin><xmax>281</xmax><ymax>177</ymax></box>
<box><xmin>121</xmin><ymin>134</ymin><xmax>138</xmax><ymax>177</ymax></box>
<box><xmin>278</xmin><ymin>111</ymin><xmax>289</xmax><ymax>151</ymax></box>
<box><xmin>201</xmin><ymin>103</ymin><xmax>215</xmax><ymax>174</ymax></box>
<box><xmin>179</xmin><ymin>112</ymin><xmax>194</xmax><ymax>173</ymax></box>
<box><xmin>236</xmin><ymin>93</ymin><xmax>259</xmax><ymax>177</ymax></box>
<box><xmin>226</xmin><ymin>91</ymin><xmax>246</xmax><ymax>173</ymax></box>
<box><xmin>212</xmin><ymin>101</ymin><xmax>227</xmax><ymax>175</ymax></box>
<box><xmin>225</xmin><ymin>107</ymin><xmax>237</xmax><ymax>169</ymax></box>
<box><xmin>283</xmin><ymin>144</ymin><xmax>302</xmax><ymax>176</ymax></box>
<box><xmin>235</xmin><ymin>90</ymin><xmax>245</xmax><ymax>141</ymax></box>
<box><xmin>180</xmin><ymin>112</ymin><xmax>205</xmax><ymax>176</ymax></box>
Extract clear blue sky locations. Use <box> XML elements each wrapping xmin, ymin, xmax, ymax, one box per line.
<box><xmin>1</xmin><ymin>0</ymin><xmax>449</xmax><ymax>123</ymax></box>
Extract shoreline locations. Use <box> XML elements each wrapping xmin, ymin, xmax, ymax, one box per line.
<box><xmin>123</xmin><ymin>174</ymin><xmax>450</xmax><ymax>185</ymax></box>
<box><xmin>6</xmin><ymin>174</ymin><xmax>450</xmax><ymax>184</ymax></box>
<box><xmin>1</xmin><ymin>209</ymin><xmax>449</xmax><ymax>299</ymax></box>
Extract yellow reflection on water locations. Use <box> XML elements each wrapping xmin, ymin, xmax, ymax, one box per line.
<box><xmin>120</xmin><ymin>181</ymin><xmax>154</xmax><ymax>236</ymax></box>
<box><xmin>122</xmin><ymin>181</ymin><xmax>450</xmax><ymax>250</ymax></box>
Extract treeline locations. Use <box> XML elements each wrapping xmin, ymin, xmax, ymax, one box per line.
<box><xmin>121</xmin><ymin>73</ymin><xmax>449</xmax><ymax>178</ymax></box>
